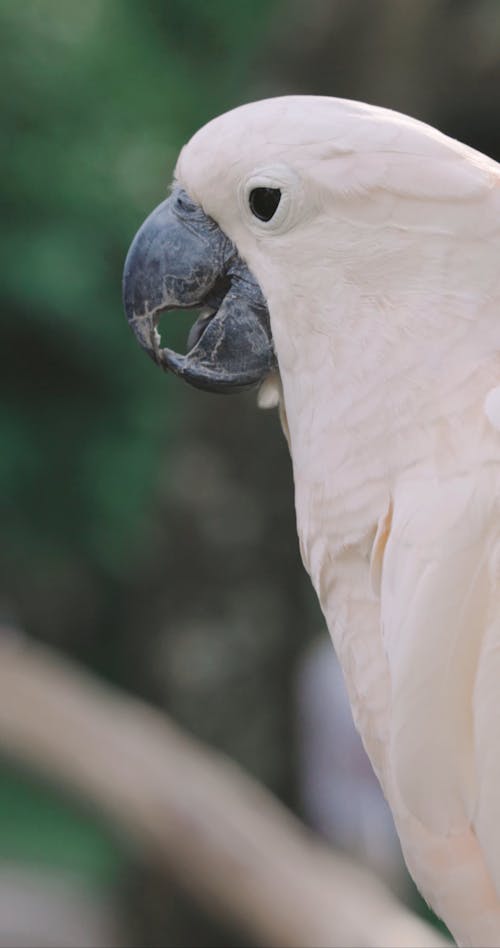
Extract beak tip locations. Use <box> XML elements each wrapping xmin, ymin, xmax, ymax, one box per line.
<box><xmin>157</xmin><ymin>347</ymin><xmax>188</xmax><ymax>378</ymax></box>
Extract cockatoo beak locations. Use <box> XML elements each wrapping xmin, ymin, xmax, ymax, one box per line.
<box><xmin>122</xmin><ymin>187</ymin><xmax>276</xmax><ymax>393</ymax></box>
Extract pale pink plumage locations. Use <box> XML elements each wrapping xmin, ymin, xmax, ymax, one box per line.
<box><xmin>177</xmin><ymin>96</ymin><xmax>500</xmax><ymax>945</ymax></box>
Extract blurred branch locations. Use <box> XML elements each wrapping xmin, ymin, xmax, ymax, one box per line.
<box><xmin>0</xmin><ymin>630</ymin><xmax>448</xmax><ymax>948</ymax></box>
<box><xmin>0</xmin><ymin>866</ymin><xmax>121</xmax><ymax>948</ymax></box>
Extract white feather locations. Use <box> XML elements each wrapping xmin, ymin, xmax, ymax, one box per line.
<box><xmin>381</xmin><ymin>472</ymin><xmax>493</xmax><ymax>835</ymax></box>
<box><xmin>176</xmin><ymin>95</ymin><xmax>500</xmax><ymax>945</ymax></box>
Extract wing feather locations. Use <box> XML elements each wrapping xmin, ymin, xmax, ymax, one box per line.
<box><xmin>380</xmin><ymin>472</ymin><xmax>494</xmax><ymax>836</ymax></box>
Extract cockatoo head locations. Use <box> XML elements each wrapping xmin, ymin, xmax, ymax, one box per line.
<box><xmin>124</xmin><ymin>96</ymin><xmax>428</xmax><ymax>392</ymax></box>
<box><xmin>124</xmin><ymin>96</ymin><xmax>499</xmax><ymax>480</ymax></box>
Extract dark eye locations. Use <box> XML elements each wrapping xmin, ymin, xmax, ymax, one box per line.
<box><xmin>249</xmin><ymin>187</ymin><xmax>281</xmax><ymax>222</ymax></box>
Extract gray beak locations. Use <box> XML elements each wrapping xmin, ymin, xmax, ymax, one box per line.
<box><xmin>122</xmin><ymin>188</ymin><xmax>276</xmax><ymax>393</ymax></box>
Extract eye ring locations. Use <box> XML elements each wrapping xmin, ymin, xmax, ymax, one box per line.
<box><xmin>249</xmin><ymin>187</ymin><xmax>282</xmax><ymax>222</ymax></box>
<box><xmin>240</xmin><ymin>165</ymin><xmax>301</xmax><ymax>233</ymax></box>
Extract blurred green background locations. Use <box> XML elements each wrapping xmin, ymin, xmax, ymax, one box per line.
<box><xmin>2</xmin><ymin>0</ymin><xmax>500</xmax><ymax>944</ymax></box>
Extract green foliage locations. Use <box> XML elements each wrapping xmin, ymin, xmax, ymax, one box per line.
<box><xmin>0</xmin><ymin>0</ymin><xmax>281</xmax><ymax>890</ymax></box>
<box><xmin>0</xmin><ymin>765</ymin><xmax>124</xmax><ymax>885</ymax></box>
<box><xmin>0</xmin><ymin>0</ymin><xmax>277</xmax><ymax>576</ymax></box>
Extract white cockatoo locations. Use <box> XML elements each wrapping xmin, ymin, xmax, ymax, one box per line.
<box><xmin>123</xmin><ymin>96</ymin><xmax>500</xmax><ymax>946</ymax></box>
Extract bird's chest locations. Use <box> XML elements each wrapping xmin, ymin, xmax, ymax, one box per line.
<box><xmin>293</xmin><ymin>447</ymin><xmax>386</xmax><ymax>625</ymax></box>
<box><xmin>294</xmin><ymin>470</ymin><xmax>393</xmax><ymax>779</ymax></box>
